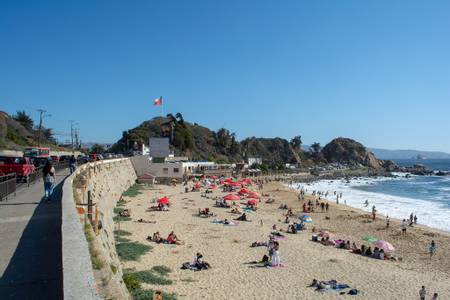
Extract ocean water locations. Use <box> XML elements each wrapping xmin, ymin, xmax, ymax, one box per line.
<box><xmin>290</xmin><ymin>160</ymin><xmax>450</xmax><ymax>232</ymax></box>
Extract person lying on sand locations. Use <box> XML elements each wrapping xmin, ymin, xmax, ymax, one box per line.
<box><xmin>251</xmin><ymin>241</ymin><xmax>268</xmax><ymax>247</ymax></box>
<box><xmin>147</xmin><ymin>232</ymin><xmax>164</xmax><ymax>243</ymax></box>
<box><xmin>230</xmin><ymin>207</ymin><xmax>241</xmax><ymax>214</ymax></box>
<box><xmin>235</xmin><ymin>213</ymin><xmax>251</xmax><ymax>222</ymax></box>
<box><xmin>265</xmin><ymin>198</ymin><xmax>275</xmax><ymax>204</ymax></box>
<box><xmin>279</xmin><ymin>204</ymin><xmax>288</xmax><ymax>209</ymax></box>
<box><xmin>194</xmin><ymin>252</ymin><xmax>211</xmax><ymax>270</ymax></box>
<box><xmin>136</xmin><ymin>218</ymin><xmax>156</xmax><ymax>224</ymax></box>
<box><xmin>119</xmin><ymin>209</ymin><xmax>131</xmax><ymax>217</ymax></box>
<box><xmin>198</xmin><ymin>208</ymin><xmax>214</xmax><ymax>217</ymax></box>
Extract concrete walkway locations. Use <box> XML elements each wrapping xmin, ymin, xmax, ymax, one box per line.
<box><xmin>0</xmin><ymin>171</ymin><xmax>67</xmax><ymax>300</ymax></box>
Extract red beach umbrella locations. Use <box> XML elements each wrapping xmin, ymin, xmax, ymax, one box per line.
<box><xmin>238</xmin><ymin>188</ymin><xmax>251</xmax><ymax>195</ymax></box>
<box><xmin>231</xmin><ymin>182</ymin><xmax>240</xmax><ymax>187</ymax></box>
<box><xmin>158</xmin><ymin>197</ymin><xmax>170</xmax><ymax>205</ymax></box>
<box><xmin>194</xmin><ymin>182</ymin><xmax>202</xmax><ymax>189</ymax></box>
<box><xmin>223</xmin><ymin>194</ymin><xmax>240</xmax><ymax>201</ymax></box>
<box><xmin>208</xmin><ymin>184</ymin><xmax>217</xmax><ymax>189</ymax></box>
<box><xmin>247</xmin><ymin>199</ymin><xmax>257</xmax><ymax>205</ymax></box>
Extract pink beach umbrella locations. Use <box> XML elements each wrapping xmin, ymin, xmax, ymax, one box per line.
<box><xmin>373</xmin><ymin>240</ymin><xmax>395</xmax><ymax>252</ymax></box>
<box><xmin>246</xmin><ymin>192</ymin><xmax>261</xmax><ymax>199</ymax></box>
<box><xmin>223</xmin><ymin>194</ymin><xmax>241</xmax><ymax>201</ymax></box>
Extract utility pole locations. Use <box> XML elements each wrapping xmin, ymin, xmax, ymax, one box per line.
<box><xmin>37</xmin><ymin>109</ymin><xmax>51</xmax><ymax>146</ymax></box>
<box><xmin>69</xmin><ymin>120</ymin><xmax>78</xmax><ymax>152</ymax></box>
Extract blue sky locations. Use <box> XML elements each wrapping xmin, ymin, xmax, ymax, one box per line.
<box><xmin>1</xmin><ymin>0</ymin><xmax>450</xmax><ymax>152</ymax></box>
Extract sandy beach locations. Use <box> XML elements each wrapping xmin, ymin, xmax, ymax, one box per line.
<box><xmin>116</xmin><ymin>180</ymin><xmax>450</xmax><ymax>299</ymax></box>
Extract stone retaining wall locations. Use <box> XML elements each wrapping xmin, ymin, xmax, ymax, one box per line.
<box><xmin>62</xmin><ymin>158</ymin><xmax>137</xmax><ymax>300</ymax></box>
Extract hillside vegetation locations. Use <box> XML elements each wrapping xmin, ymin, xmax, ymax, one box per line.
<box><xmin>111</xmin><ymin>113</ymin><xmax>384</xmax><ymax>169</ymax></box>
<box><xmin>0</xmin><ymin>111</ymin><xmax>59</xmax><ymax>150</ymax></box>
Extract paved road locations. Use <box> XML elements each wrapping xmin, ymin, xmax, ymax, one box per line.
<box><xmin>0</xmin><ymin>171</ymin><xmax>67</xmax><ymax>300</ymax></box>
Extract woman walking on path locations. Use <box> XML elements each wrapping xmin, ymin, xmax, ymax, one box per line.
<box><xmin>43</xmin><ymin>160</ymin><xmax>56</xmax><ymax>200</ymax></box>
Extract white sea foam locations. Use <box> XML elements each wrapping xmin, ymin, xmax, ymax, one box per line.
<box><xmin>289</xmin><ymin>176</ymin><xmax>450</xmax><ymax>232</ymax></box>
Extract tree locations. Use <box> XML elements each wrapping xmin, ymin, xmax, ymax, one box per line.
<box><xmin>13</xmin><ymin>111</ymin><xmax>34</xmax><ymax>131</ymax></box>
<box><xmin>42</xmin><ymin>128</ymin><xmax>56</xmax><ymax>144</ymax></box>
<box><xmin>91</xmin><ymin>144</ymin><xmax>105</xmax><ymax>154</ymax></box>
<box><xmin>290</xmin><ymin>135</ymin><xmax>302</xmax><ymax>150</ymax></box>
<box><xmin>311</xmin><ymin>142</ymin><xmax>321</xmax><ymax>157</ymax></box>
<box><xmin>310</xmin><ymin>142</ymin><xmax>323</xmax><ymax>164</ymax></box>
<box><xmin>175</xmin><ymin>112</ymin><xmax>184</xmax><ymax>124</ymax></box>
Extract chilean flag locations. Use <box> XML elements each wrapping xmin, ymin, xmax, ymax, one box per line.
<box><xmin>154</xmin><ymin>96</ymin><xmax>163</xmax><ymax>106</ymax></box>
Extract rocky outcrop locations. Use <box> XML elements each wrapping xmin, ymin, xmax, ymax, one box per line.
<box><xmin>321</xmin><ymin>137</ymin><xmax>384</xmax><ymax>169</ymax></box>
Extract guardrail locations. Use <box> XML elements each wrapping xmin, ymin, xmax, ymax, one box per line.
<box><xmin>0</xmin><ymin>173</ymin><xmax>17</xmax><ymax>201</ymax></box>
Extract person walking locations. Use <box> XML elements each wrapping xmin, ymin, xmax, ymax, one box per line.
<box><xmin>431</xmin><ymin>292</ymin><xmax>438</xmax><ymax>300</ymax></box>
<box><xmin>401</xmin><ymin>219</ymin><xmax>407</xmax><ymax>235</ymax></box>
<box><xmin>69</xmin><ymin>155</ymin><xmax>77</xmax><ymax>174</ymax></box>
<box><xmin>419</xmin><ymin>286</ymin><xmax>427</xmax><ymax>300</ymax></box>
<box><xmin>386</xmin><ymin>215</ymin><xmax>390</xmax><ymax>228</ymax></box>
<box><xmin>429</xmin><ymin>240</ymin><xmax>437</xmax><ymax>258</ymax></box>
<box><xmin>43</xmin><ymin>160</ymin><xmax>56</xmax><ymax>200</ymax></box>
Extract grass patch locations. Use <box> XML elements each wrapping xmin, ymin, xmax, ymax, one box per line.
<box><xmin>122</xmin><ymin>184</ymin><xmax>143</xmax><ymax>197</ymax></box>
<box><xmin>116</xmin><ymin>242</ymin><xmax>152</xmax><ymax>261</ymax></box>
<box><xmin>113</xmin><ymin>207</ymin><xmax>125</xmax><ymax>214</ymax></box>
<box><xmin>117</xmin><ymin>199</ymin><xmax>127</xmax><ymax>206</ymax></box>
<box><xmin>133</xmin><ymin>270</ymin><xmax>173</xmax><ymax>285</ymax></box>
<box><xmin>84</xmin><ymin>224</ymin><xmax>94</xmax><ymax>242</ymax></box>
<box><xmin>110</xmin><ymin>264</ymin><xmax>117</xmax><ymax>274</ymax></box>
<box><xmin>115</xmin><ymin>236</ymin><xmax>131</xmax><ymax>243</ymax></box>
<box><xmin>151</xmin><ymin>265</ymin><xmax>171</xmax><ymax>277</ymax></box>
<box><xmin>123</xmin><ymin>273</ymin><xmax>141</xmax><ymax>290</ymax></box>
<box><xmin>92</xmin><ymin>256</ymin><xmax>105</xmax><ymax>270</ymax></box>
<box><xmin>131</xmin><ymin>289</ymin><xmax>177</xmax><ymax>300</ymax></box>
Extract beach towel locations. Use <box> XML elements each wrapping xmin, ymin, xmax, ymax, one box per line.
<box><xmin>269</xmin><ymin>263</ymin><xmax>288</xmax><ymax>268</ymax></box>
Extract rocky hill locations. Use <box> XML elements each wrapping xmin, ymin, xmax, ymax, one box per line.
<box><xmin>111</xmin><ymin>115</ymin><xmax>388</xmax><ymax>170</ymax></box>
<box><xmin>321</xmin><ymin>137</ymin><xmax>384</xmax><ymax>169</ymax></box>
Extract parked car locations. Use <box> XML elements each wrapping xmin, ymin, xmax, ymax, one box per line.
<box><xmin>50</xmin><ymin>155</ymin><xmax>60</xmax><ymax>163</ymax></box>
<box><xmin>0</xmin><ymin>156</ymin><xmax>36</xmax><ymax>182</ymax></box>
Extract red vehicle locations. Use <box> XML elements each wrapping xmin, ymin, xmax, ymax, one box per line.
<box><xmin>0</xmin><ymin>156</ymin><xmax>36</xmax><ymax>182</ymax></box>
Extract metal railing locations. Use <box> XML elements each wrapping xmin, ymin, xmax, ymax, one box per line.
<box><xmin>0</xmin><ymin>173</ymin><xmax>17</xmax><ymax>201</ymax></box>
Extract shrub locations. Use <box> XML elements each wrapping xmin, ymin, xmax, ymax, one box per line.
<box><xmin>92</xmin><ymin>256</ymin><xmax>104</xmax><ymax>270</ymax></box>
<box><xmin>133</xmin><ymin>270</ymin><xmax>173</xmax><ymax>285</ymax></box>
<box><xmin>110</xmin><ymin>264</ymin><xmax>117</xmax><ymax>274</ymax></box>
<box><xmin>131</xmin><ymin>289</ymin><xmax>177</xmax><ymax>300</ymax></box>
<box><xmin>123</xmin><ymin>273</ymin><xmax>141</xmax><ymax>291</ymax></box>
<box><xmin>113</xmin><ymin>215</ymin><xmax>132</xmax><ymax>222</ymax></box>
<box><xmin>116</xmin><ymin>242</ymin><xmax>152</xmax><ymax>261</ymax></box>
<box><xmin>122</xmin><ymin>184</ymin><xmax>143</xmax><ymax>197</ymax></box>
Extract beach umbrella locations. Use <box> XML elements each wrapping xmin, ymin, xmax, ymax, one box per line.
<box><xmin>194</xmin><ymin>182</ymin><xmax>202</xmax><ymax>189</ymax></box>
<box><xmin>211</xmin><ymin>175</ymin><xmax>218</xmax><ymax>180</ymax></box>
<box><xmin>246</xmin><ymin>192</ymin><xmax>261</xmax><ymax>199</ymax></box>
<box><xmin>373</xmin><ymin>240</ymin><xmax>395</xmax><ymax>252</ymax></box>
<box><xmin>300</xmin><ymin>215</ymin><xmax>313</xmax><ymax>223</ymax></box>
<box><xmin>238</xmin><ymin>188</ymin><xmax>251</xmax><ymax>195</ymax></box>
<box><xmin>231</xmin><ymin>182</ymin><xmax>241</xmax><ymax>187</ymax></box>
<box><xmin>362</xmin><ymin>235</ymin><xmax>378</xmax><ymax>243</ymax></box>
<box><xmin>158</xmin><ymin>197</ymin><xmax>170</xmax><ymax>205</ymax></box>
<box><xmin>225</xmin><ymin>178</ymin><xmax>234</xmax><ymax>183</ymax></box>
<box><xmin>223</xmin><ymin>194</ymin><xmax>240</xmax><ymax>201</ymax></box>
<box><xmin>247</xmin><ymin>199</ymin><xmax>258</xmax><ymax>205</ymax></box>
<box><xmin>208</xmin><ymin>184</ymin><xmax>217</xmax><ymax>189</ymax></box>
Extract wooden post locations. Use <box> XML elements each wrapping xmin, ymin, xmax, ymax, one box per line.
<box><xmin>87</xmin><ymin>190</ymin><xmax>93</xmax><ymax>222</ymax></box>
<box><xmin>95</xmin><ymin>205</ymin><xmax>99</xmax><ymax>235</ymax></box>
